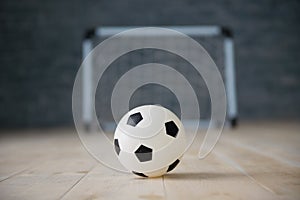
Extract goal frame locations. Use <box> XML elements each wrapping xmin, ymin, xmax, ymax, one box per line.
<box><xmin>81</xmin><ymin>26</ymin><xmax>238</xmax><ymax>129</ymax></box>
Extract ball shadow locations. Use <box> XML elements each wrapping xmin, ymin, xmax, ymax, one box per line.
<box><xmin>163</xmin><ymin>172</ymin><xmax>248</xmax><ymax>180</ymax></box>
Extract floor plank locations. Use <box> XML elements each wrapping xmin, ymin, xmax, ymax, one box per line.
<box><xmin>62</xmin><ymin>165</ymin><xmax>166</xmax><ymax>200</ymax></box>
<box><xmin>162</xmin><ymin>137</ymin><xmax>277</xmax><ymax>200</ymax></box>
<box><xmin>0</xmin><ymin>129</ymin><xmax>96</xmax><ymax>200</ymax></box>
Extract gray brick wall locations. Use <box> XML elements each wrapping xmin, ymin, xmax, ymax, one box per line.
<box><xmin>0</xmin><ymin>0</ymin><xmax>300</xmax><ymax>127</ymax></box>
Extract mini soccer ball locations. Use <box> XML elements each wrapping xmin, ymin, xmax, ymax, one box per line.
<box><xmin>114</xmin><ymin>105</ymin><xmax>186</xmax><ymax>177</ymax></box>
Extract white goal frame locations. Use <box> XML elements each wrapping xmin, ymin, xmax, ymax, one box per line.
<box><xmin>81</xmin><ymin>26</ymin><xmax>238</xmax><ymax>129</ymax></box>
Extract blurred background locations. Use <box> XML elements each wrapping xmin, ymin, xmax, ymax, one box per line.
<box><xmin>1</xmin><ymin>0</ymin><xmax>300</xmax><ymax>129</ymax></box>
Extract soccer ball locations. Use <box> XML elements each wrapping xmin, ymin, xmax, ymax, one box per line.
<box><xmin>114</xmin><ymin>105</ymin><xmax>186</xmax><ymax>177</ymax></box>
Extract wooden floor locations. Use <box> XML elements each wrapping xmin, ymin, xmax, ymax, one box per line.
<box><xmin>0</xmin><ymin>122</ymin><xmax>299</xmax><ymax>200</ymax></box>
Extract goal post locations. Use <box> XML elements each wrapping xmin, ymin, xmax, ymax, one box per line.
<box><xmin>81</xmin><ymin>26</ymin><xmax>238</xmax><ymax>130</ymax></box>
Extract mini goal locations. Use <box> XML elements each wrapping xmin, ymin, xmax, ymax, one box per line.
<box><xmin>81</xmin><ymin>26</ymin><xmax>238</xmax><ymax>131</ymax></box>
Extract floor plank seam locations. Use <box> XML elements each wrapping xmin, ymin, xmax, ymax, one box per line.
<box><xmin>58</xmin><ymin>165</ymin><xmax>96</xmax><ymax>200</ymax></box>
<box><xmin>223</xmin><ymin>139</ymin><xmax>300</xmax><ymax>168</ymax></box>
<box><xmin>162</xmin><ymin>175</ymin><xmax>167</xmax><ymax>199</ymax></box>
<box><xmin>0</xmin><ymin>167</ymin><xmax>29</xmax><ymax>182</ymax></box>
<box><xmin>213</xmin><ymin>151</ymin><xmax>277</xmax><ymax>195</ymax></box>
<box><xmin>0</xmin><ymin>159</ymin><xmax>50</xmax><ymax>183</ymax></box>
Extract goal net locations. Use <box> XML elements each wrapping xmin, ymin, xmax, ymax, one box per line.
<box><xmin>81</xmin><ymin>26</ymin><xmax>238</xmax><ymax>131</ymax></box>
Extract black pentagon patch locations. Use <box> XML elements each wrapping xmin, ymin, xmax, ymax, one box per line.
<box><xmin>127</xmin><ymin>112</ymin><xmax>143</xmax><ymax>127</ymax></box>
<box><xmin>165</xmin><ymin>121</ymin><xmax>179</xmax><ymax>138</ymax></box>
<box><xmin>132</xmin><ymin>171</ymin><xmax>148</xmax><ymax>177</ymax></box>
<box><xmin>114</xmin><ymin>139</ymin><xmax>121</xmax><ymax>155</ymax></box>
<box><xmin>135</xmin><ymin>145</ymin><xmax>152</xmax><ymax>162</ymax></box>
<box><xmin>167</xmin><ymin>159</ymin><xmax>180</xmax><ymax>172</ymax></box>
